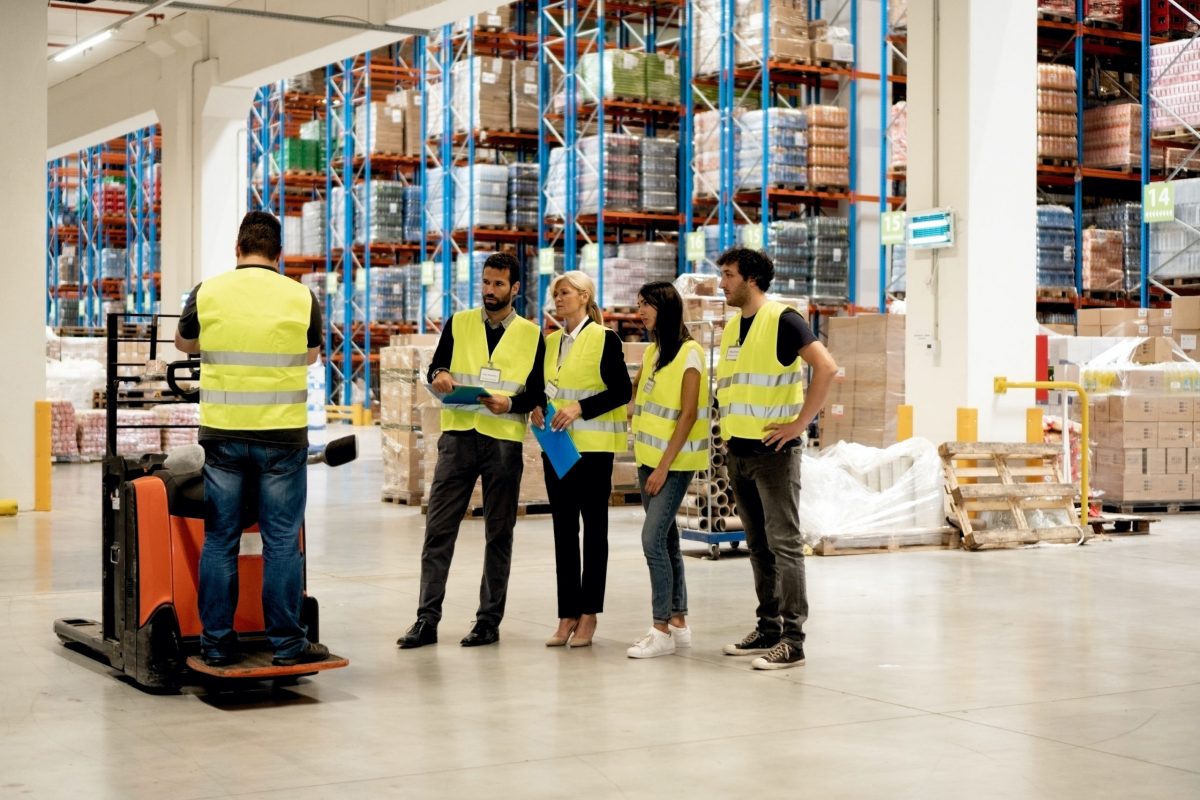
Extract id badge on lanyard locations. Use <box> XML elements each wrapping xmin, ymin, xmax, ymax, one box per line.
<box><xmin>545</xmin><ymin>381</ymin><xmax>560</xmax><ymax>401</ymax></box>
<box><xmin>726</xmin><ymin>345</ymin><xmax>742</xmax><ymax>362</ymax></box>
<box><xmin>479</xmin><ymin>366</ymin><xmax>502</xmax><ymax>387</ymax></box>
<box><xmin>643</xmin><ymin>377</ymin><xmax>656</xmax><ymax>395</ymax></box>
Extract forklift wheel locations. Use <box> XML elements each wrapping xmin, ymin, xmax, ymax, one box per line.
<box><xmin>729</xmin><ymin>540</ymin><xmax>741</xmax><ymax>550</ymax></box>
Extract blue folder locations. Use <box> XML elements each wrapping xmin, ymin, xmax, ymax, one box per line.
<box><xmin>532</xmin><ymin>402</ymin><xmax>581</xmax><ymax>479</ymax></box>
<box><xmin>440</xmin><ymin>385</ymin><xmax>491</xmax><ymax>405</ymax></box>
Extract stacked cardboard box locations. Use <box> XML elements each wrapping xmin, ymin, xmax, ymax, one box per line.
<box><xmin>1091</xmin><ymin>392</ymin><xmax>1199</xmax><ymax>502</ymax></box>
<box><xmin>1081</xmin><ymin>229</ymin><xmax>1125</xmax><ymax>292</ymax></box>
<box><xmin>384</xmin><ymin>89</ymin><xmax>424</xmax><ymax>157</ymax></box>
<box><xmin>810</xmin><ymin>21</ymin><xmax>855</xmax><ymax>65</ymax></box>
<box><xmin>511</xmin><ymin>59</ymin><xmax>539</xmax><ymax>132</ymax></box>
<box><xmin>453</xmin><ymin>5</ymin><xmax>511</xmax><ymax>33</ymax></box>
<box><xmin>354</xmin><ymin>101</ymin><xmax>406</xmax><ymax>156</ymax></box>
<box><xmin>1076</xmin><ymin>307</ymin><xmax>1170</xmax><ymax>338</ymax></box>
<box><xmin>1037</xmin><ymin>64</ymin><xmax>1078</xmax><ymax>164</ymax></box>
<box><xmin>1083</xmin><ymin>104</ymin><xmax>1163</xmax><ymax>170</ymax></box>
<box><xmin>1171</xmin><ymin>295</ymin><xmax>1200</xmax><ymax>359</ymax></box>
<box><xmin>579</xmin><ymin>50</ymin><xmax>646</xmax><ymax>101</ymax></box>
<box><xmin>820</xmin><ymin>314</ymin><xmax>905</xmax><ymax>448</ymax></box>
<box><xmin>380</xmin><ymin>336</ymin><xmax>439</xmax><ymax>501</ymax></box>
<box><xmin>805</xmin><ymin>105</ymin><xmax>849</xmax><ymax>188</ymax></box>
<box><xmin>644</xmin><ymin>53</ymin><xmax>681</xmax><ymax>104</ymax></box>
<box><xmin>451</xmin><ymin>57</ymin><xmax>513</xmax><ymax>133</ymax></box>
<box><xmin>735</xmin><ymin>5</ymin><xmax>811</xmax><ymax>65</ymax></box>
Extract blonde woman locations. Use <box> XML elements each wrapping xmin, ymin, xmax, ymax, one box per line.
<box><xmin>533</xmin><ymin>271</ymin><xmax>632</xmax><ymax>648</ymax></box>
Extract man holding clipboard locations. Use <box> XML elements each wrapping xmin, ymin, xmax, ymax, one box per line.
<box><xmin>397</xmin><ymin>253</ymin><xmax>545</xmax><ymax>650</ymax></box>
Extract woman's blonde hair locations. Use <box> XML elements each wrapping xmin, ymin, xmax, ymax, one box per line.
<box><xmin>550</xmin><ymin>270</ymin><xmax>604</xmax><ymax>325</ymax></box>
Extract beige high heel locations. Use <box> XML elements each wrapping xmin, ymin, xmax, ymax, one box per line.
<box><xmin>546</xmin><ymin>620</ymin><xmax>578</xmax><ymax>647</ymax></box>
<box><xmin>568</xmin><ymin>615</ymin><xmax>596</xmax><ymax>647</ymax></box>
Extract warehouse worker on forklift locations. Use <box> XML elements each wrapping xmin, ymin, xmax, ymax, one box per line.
<box><xmin>175</xmin><ymin>210</ymin><xmax>330</xmax><ymax>668</ymax></box>
<box><xmin>397</xmin><ymin>252</ymin><xmax>546</xmax><ymax>649</ymax></box>
<box><xmin>715</xmin><ymin>248</ymin><xmax>838</xmax><ymax>670</ymax></box>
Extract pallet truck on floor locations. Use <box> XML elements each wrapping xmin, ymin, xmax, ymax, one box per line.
<box><xmin>54</xmin><ymin>313</ymin><xmax>352</xmax><ymax>690</ymax></box>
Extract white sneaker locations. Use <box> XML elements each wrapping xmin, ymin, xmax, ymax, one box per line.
<box><xmin>626</xmin><ymin>627</ymin><xmax>675</xmax><ymax>659</ymax></box>
<box><xmin>668</xmin><ymin>623</ymin><xmax>691</xmax><ymax>648</ymax></box>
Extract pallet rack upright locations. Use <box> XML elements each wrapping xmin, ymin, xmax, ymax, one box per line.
<box><xmin>124</xmin><ymin>125</ymin><xmax>160</xmax><ymax>316</ymax></box>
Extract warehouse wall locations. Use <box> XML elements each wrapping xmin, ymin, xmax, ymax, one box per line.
<box><xmin>3</xmin><ymin>5</ymin><xmax>49</xmax><ymax>509</ymax></box>
<box><xmin>906</xmin><ymin>0</ymin><xmax>1037</xmax><ymax>443</ymax></box>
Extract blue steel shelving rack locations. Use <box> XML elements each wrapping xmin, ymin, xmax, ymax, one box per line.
<box><xmin>879</xmin><ymin>0</ymin><xmax>907</xmax><ymax>311</ymax></box>
<box><xmin>246</xmin><ymin>82</ymin><xmax>287</xmax><ymax>233</ymax></box>
<box><xmin>46</xmin><ymin>156</ymin><xmax>67</xmax><ymax>327</ymax></box>
<box><xmin>125</xmin><ymin>125</ymin><xmax>159</xmax><ymax>315</ymax></box>
<box><xmin>536</xmin><ymin>0</ymin><xmax>687</xmax><ymax>326</ymax></box>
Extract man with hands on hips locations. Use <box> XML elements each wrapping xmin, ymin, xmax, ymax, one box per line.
<box><xmin>714</xmin><ymin>247</ymin><xmax>838</xmax><ymax>670</ymax></box>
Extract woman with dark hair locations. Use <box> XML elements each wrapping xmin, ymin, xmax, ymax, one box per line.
<box><xmin>626</xmin><ymin>282</ymin><xmax>710</xmax><ymax>658</ymax></box>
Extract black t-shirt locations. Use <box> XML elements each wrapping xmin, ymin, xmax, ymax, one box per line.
<box><xmin>727</xmin><ymin>309</ymin><xmax>818</xmax><ymax>457</ymax></box>
<box><xmin>178</xmin><ymin>265</ymin><xmax>322</xmax><ymax>449</ymax></box>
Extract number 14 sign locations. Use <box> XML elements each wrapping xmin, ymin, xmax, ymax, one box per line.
<box><xmin>1144</xmin><ymin>182</ymin><xmax>1175</xmax><ymax>224</ymax></box>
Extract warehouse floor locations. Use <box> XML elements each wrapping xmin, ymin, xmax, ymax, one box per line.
<box><xmin>2</xmin><ymin>429</ymin><xmax>1198</xmax><ymax>799</ymax></box>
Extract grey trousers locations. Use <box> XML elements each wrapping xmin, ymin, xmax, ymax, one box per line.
<box><xmin>727</xmin><ymin>447</ymin><xmax>808</xmax><ymax>647</ymax></box>
<box><xmin>416</xmin><ymin>430</ymin><xmax>524</xmax><ymax>627</ymax></box>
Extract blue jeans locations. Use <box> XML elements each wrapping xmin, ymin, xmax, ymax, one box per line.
<box><xmin>199</xmin><ymin>439</ymin><xmax>308</xmax><ymax>659</ymax></box>
<box><xmin>637</xmin><ymin>466</ymin><xmax>693</xmax><ymax>624</ymax></box>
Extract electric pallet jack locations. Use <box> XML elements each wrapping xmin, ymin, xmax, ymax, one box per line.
<box><xmin>54</xmin><ymin>313</ymin><xmax>352</xmax><ymax>690</ymax></box>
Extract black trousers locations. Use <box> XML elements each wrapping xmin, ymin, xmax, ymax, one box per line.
<box><xmin>417</xmin><ymin>431</ymin><xmax>524</xmax><ymax>628</ymax></box>
<box><xmin>543</xmin><ymin>452</ymin><xmax>614</xmax><ymax>618</ymax></box>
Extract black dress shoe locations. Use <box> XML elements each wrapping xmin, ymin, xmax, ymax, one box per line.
<box><xmin>273</xmin><ymin>641</ymin><xmax>330</xmax><ymax>667</ymax></box>
<box><xmin>460</xmin><ymin>623</ymin><xmax>499</xmax><ymax>647</ymax></box>
<box><xmin>397</xmin><ymin>619</ymin><xmax>438</xmax><ymax>649</ymax></box>
<box><xmin>202</xmin><ymin>650</ymin><xmax>242</xmax><ymax>668</ymax></box>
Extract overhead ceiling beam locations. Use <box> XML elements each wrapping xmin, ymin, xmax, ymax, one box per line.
<box><xmin>118</xmin><ymin>0</ymin><xmax>429</xmax><ymax>36</ymax></box>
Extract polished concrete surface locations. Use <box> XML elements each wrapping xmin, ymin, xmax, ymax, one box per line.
<box><xmin>1</xmin><ymin>430</ymin><xmax>1198</xmax><ymax>799</ymax></box>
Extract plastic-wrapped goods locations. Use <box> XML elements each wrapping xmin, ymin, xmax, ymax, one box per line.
<box><xmin>370</xmin><ymin>267</ymin><xmax>410</xmax><ymax>322</ymax></box>
<box><xmin>1037</xmin><ymin>89</ymin><xmax>1077</xmax><ymax>114</ymax></box>
<box><xmin>889</xmin><ymin>101</ymin><xmax>907</xmax><ymax>171</ymax></box>
<box><xmin>283</xmin><ymin>68</ymin><xmax>325</xmax><ymax>95</ymax></box>
<box><xmin>51</xmin><ymin>400</ymin><xmax>78</xmax><ymax>458</ymax></box>
<box><xmin>451</xmin><ymin>57</ymin><xmax>512</xmax><ymax>133</ymax></box>
<box><xmin>1151</xmin><ymin>176</ymin><xmax>1200</xmax><ymax>279</ymax></box>
<box><xmin>891</xmin><ymin>244</ymin><xmax>907</xmax><ymax>293</ymax></box>
<box><xmin>507</xmin><ymin>163</ymin><xmax>540</xmax><ymax>229</ymax></box>
<box><xmin>1082</xmin><ymin>229</ymin><xmax>1125</xmax><ymax>292</ymax></box>
<box><xmin>805</xmin><ymin>104</ymin><xmax>848</xmax><ymax>128</ymax></box>
<box><xmin>766</xmin><ymin>220</ymin><xmax>811</xmax><ymax>295</ymax></box>
<box><xmin>155</xmin><ymin>403</ymin><xmax>200</xmax><ymax>450</ymax></box>
<box><xmin>403</xmin><ymin>264</ymin><xmax>425</xmax><ymax>323</ymax></box>
<box><xmin>94</xmin><ymin>179</ymin><xmax>125</xmax><ymax>217</ymax></box>
<box><xmin>355</xmin><ymin>180</ymin><xmax>407</xmax><ymax>244</ymax></box>
<box><xmin>1084</xmin><ymin>104</ymin><xmax>1162</xmax><ymax>170</ymax></box>
<box><xmin>1037</xmin><ymin>204</ymin><xmax>1076</xmax><ymax>289</ymax></box>
<box><xmin>300</xmin><ymin>272</ymin><xmax>328</xmax><ymax>318</ymax></box>
<box><xmin>805</xmin><ymin>105</ymin><xmax>849</xmax><ymax>188</ymax></box>
<box><xmin>282</xmin><ymin>216</ymin><xmax>304</xmax><ymax>257</ymax></box>
<box><xmin>77</xmin><ymin>410</ymin><xmax>106</xmax><ymax>457</ymax></box>
<box><xmin>577</xmin><ymin>134</ymin><xmax>641</xmax><ymax>213</ymax></box>
<box><xmin>644</xmin><ymin>53</ymin><xmax>681</xmax><ymax>104</ymax></box>
<box><xmin>1038</xmin><ymin>111</ymin><xmax>1078</xmax><ymax>136</ymax></box>
<box><xmin>307</xmin><ymin>358</ymin><xmax>326</xmax><ymax>431</ymax></box>
<box><xmin>511</xmin><ymin>59</ymin><xmax>539</xmax><ymax>132</ymax></box>
<box><xmin>1150</xmin><ymin>39</ymin><xmax>1200</xmax><ymax>133</ymax></box>
<box><xmin>612</xmin><ymin>242</ymin><xmax>677</xmax><ymax>308</ymax></box>
<box><xmin>1095</xmin><ymin>202</ymin><xmax>1141</xmax><ymax>291</ymax></box>
<box><xmin>402</xmin><ymin>185</ymin><xmax>423</xmax><ymax>243</ymax></box>
<box><xmin>821</xmin><ymin>314</ymin><xmax>906</xmax><ymax>449</ymax></box>
<box><xmin>114</xmin><ymin>409</ymin><xmax>162</xmax><ymax>457</ymax></box>
<box><xmin>640</xmin><ymin>138</ymin><xmax>678</xmax><ymax>214</ymax></box>
<box><xmin>454</xmin><ymin>5</ymin><xmax>511</xmax><ymax>33</ymax></box>
<box><xmin>329</xmin><ymin>186</ymin><xmax>348</xmax><ymax>247</ymax></box>
<box><xmin>426</xmin><ymin>165</ymin><xmax>509</xmax><ymax>231</ymax></box>
<box><xmin>1084</xmin><ymin>0</ymin><xmax>1122</xmax><ymax>25</ymax></box>
<box><xmin>579</xmin><ymin>50</ymin><xmax>646</xmax><ymax>101</ymax></box>
<box><xmin>1038</xmin><ymin>0</ymin><xmax>1074</xmax><ymax>19</ymax></box>
<box><xmin>1038</xmin><ymin>63</ymin><xmax>1077</xmax><ymax>91</ymax></box>
<box><xmin>355</xmin><ymin>101</ymin><xmax>406</xmax><ymax>156</ymax></box>
<box><xmin>1038</xmin><ymin>134</ymin><xmax>1078</xmax><ymax>161</ymax></box>
<box><xmin>735</xmin><ymin>5</ymin><xmax>811</xmax><ymax>65</ymax></box>
<box><xmin>737</xmin><ymin>108</ymin><xmax>808</xmax><ymax>189</ymax></box>
<box><xmin>691</xmin><ymin>109</ymin><xmax>725</xmax><ymax>199</ymax></box>
<box><xmin>452</xmin><ymin>251</ymin><xmax>491</xmax><ymax>311</ymax></box>
<box><xmin>99</xmin><ymin>248</ymin><xmax>126</xmax><ymax>280</ymax></box>
<box><xmin>301</xmin><ymin>200</ymin><xmax>326</xmax><ymax>256</ymax></box>
<box><xmin>809</xmin><ymin>216</ymin><xmax>849</xmax><ymax>298</ymax></box>
<box><xmin>799</xmin><ymin>439</ymin><xmax>945</xmax><ymax>542</ymax></box>
<box><xmin>56</xmin><ymin>248</ymin><xmax>80</xmax><ymax>285</ymax></box>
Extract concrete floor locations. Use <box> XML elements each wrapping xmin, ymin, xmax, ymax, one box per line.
<box><xmin>1</xmin><ymin>430</ymin><xmax>1198</xmax><ymax>799</ymax></box>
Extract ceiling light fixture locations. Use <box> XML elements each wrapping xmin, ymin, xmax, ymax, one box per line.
<box><xmin>52</xmin><ymin>28</ymin><xmax>112</xmax><ymax>62</ymax></box>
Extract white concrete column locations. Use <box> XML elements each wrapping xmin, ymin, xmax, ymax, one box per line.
<box><xmin>153</xmin><ymin>24</ymin><xmax>252</xmax><ymax>317</ymax></box>
<box><xmin>853</xmin><ymin>0</ymin><xmax>883</xmax><ymax>311</ymax></box>
<box><xmin>905</xmin><ymin>0</ymin><xmax>1037</xmax><ymax>443</ymax></box>
<box><xmin>1</xmin><ymin>5</ymin><xmax>48</xmax><ymax>508</ymax></box>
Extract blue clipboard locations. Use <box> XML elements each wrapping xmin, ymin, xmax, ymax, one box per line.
<box><xmin>532</xmin><ymin>402</ymin><xmax>581</xmax><ymax>479</ymax></box>
<box><xmin>440</xmin><ymin>385</ymin><xmax>491</xmax><ymax>405</ymax></box>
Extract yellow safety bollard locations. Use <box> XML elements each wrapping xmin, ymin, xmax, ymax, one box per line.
<box><xmin>956</xmin><ymin>407</ymin><xmax>978</xmax><ymax>441</ymax></box>
<box><xmin>1026</xmin><ymin>407</ymin><xmax>1044</xmax><ymax>444</ymax></box>
<box><xmin>896</xmin><ymin>405</ymin><xmax>913</xmax><ymax>441</ymax></box>
<box><xmin>34</xmin><ymin>401</ymin><xmax>52</xmax><ymax>512</ymax></box>
<box><xmin>0</xmin><ymin>499</ymin><xmax>17</xmax><ymax>516</ymax></box>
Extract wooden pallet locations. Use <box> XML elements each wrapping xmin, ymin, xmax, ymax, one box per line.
<box><xmin>1084</xmin><ymin>17</ymin><xmax>1123</xmax><ymax>30</ymax></box>
<box><xmin>1101</xmin><ymin>501</ymin><xmax>1200</xmax><ymax>515</ymax></box>
<box><xmin>1154</xmin><ymin>126</ymin><xmax>1200</xmax><ymax>143</ymax></box>
<box><xmin>610</xmin><ymin>489</ymin><xmax>642</xmax><ymax>507</ymax></box>
<box><xmin>1088</xmin><ymin>512</ymin><xmax>1157</xmax><ymax>536</ymax></box>
<box><xmin>812</xmin><ymin>527</ymin><xmax>959</xmax><ymax>556</ymax></box>
<box><xmin>1038</xmin><ymin>156</ymin><xmax>1077</xmax><ymax>167</ymax></box>
<box><xmin>1037</xmin><ymin>287</ymin><xmax>1077</xmax><ymax>300</ymax></box>
<box><xmin>1157</xmin><ymin>276</ymin><xmax>1200</xmax><ymax>289</ymax></box>
<box><xmin>381</xmin><ymin>490</ymin><xmax>423</xmax><ymax>506</ymax></box>
<box><xmin>940</xmin><ymin>441</ymin><xmax>1085</xmax><ymax>550</ymax></box>
<box><xmin>1037</xmin><ymin>11</ymin><xmax>1075</xmax><ymax>23</ymax></box>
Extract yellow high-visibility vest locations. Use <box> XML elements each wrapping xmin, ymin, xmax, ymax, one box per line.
<box><xmin>545</xmin><ymin>322</ymin><xmax>628</xmax><ymax>453</ymax></box>
<box><xmin>441</xmin><ymin>308</ymin><xmax>540</xmax><ymax>443</ymax></box>
<box><xmin>716</xmin><ymin>301</ymin><xmax>805</xmax><ymax>440</ymax></box>
<box><xmin>197</xmin><ymin>267</ymin><xmax>312</xmax><ymax>431</ymax></box>
<box><xmin>632</xmin><ymin>340</ymin><xmax>710</xmax><ymax>471</ymax></box>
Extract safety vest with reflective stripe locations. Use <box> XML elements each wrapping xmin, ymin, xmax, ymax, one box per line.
<box><xmin>716</xmin><ymin>301</ymin><xmax>805</xmax><ymax>440</ymax></box>
<box><xmin>197</xmin><ymin>267</ymin><xmax>312</xmax><ymax>432</ymax></box>
<box><xmin>441</xmin><ymin>308</ymin><xmax>540</xmax><ymax>443</ymax></box>
<box><xmin>545</xmin><ymin>322</ymin><xmax>629</xmax><ymax>453</ymax></box>
<box><xmin>632</xmin><ymin>340</ymin><xmax>710</xmax><ymax>471</ymax></box>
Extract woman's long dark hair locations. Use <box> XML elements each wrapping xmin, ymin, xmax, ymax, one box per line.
<box><xmin>639</xmin><ymin>282</ymin><xmax>692</xmax><ymax>373</ymax></box>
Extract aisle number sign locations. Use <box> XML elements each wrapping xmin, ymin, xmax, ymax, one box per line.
<box><xmin>881</xmin><ymin>211</ymin><xmax>906</xmax><ymax>246</ymax></box>
<box><xmin>741</xmin><ymin>223</ymin><xmax>764</xmax><ymax>251</ymax></box>
<box><xmin>906</xmin><ymin>208</ymin><xmax>955</xmax><ymax>250</ymax></box>
<box><xmin>686</xmin><ymin>230</ymin><xmax>706</xmax><ymax>262</ymax></box>
<box><xmin>455</xmin><ymin>257</ymin><xmax>470</xmax><ymax>283</ymax></box>
<box><xmin>581</xmin><ymin>243</ymin><xmax>599</xmax><ymax>272</ymax></box>
<box><xmin>1144</xmin><ymin>182</ymin><xmax>1175</xmax><ymax>224</ymax></box>
<box><xmin>538</xmin><ymin>247</ymin><xmax>556</xmax><ymax>276</ymax></box>
<box><xmin>420</xmin><ymin>261</ymin><xmax>435</xmax><ymax>287</ymax></box>
<box><xmin>326</xmin><ymin>273</ymin><xmax>338</xmax><ymax>294</ymax></box>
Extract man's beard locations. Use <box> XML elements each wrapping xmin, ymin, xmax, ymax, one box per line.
<box><xmin>483</xmin><ymin>294</ymin><xmax>510</xmax><ymax>311</ymax></box>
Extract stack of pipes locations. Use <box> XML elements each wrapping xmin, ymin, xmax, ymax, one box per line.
<box><xmin>676</xmin><ymin>398</ymin><xmax>743</xmax><ymax>534</ymax></box>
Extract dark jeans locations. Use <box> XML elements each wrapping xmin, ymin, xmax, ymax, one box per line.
<box><xmin>199</xmin><ymin>440</ymin><xmax>308</xmax><ymax>659</ymax></box>
<box><xmin>637</xmin><ymin>466</ymin><xmax>692</xmax><ymax>624</ymax></box>
<box><xmin>543</xmin><ymin>452</ymin><xmax>614</xmax><ymax>618</ymax></box>
<box><xmin>417</xmin><ymin>431</ymin><xmax>524</xmax><ymax>628</ymax></box>
<box><xmin>727</xmin><ymin>447</ymin><xmax>807</xmax><ymax>647</ymax></box>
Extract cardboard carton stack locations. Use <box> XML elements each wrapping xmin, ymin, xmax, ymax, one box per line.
<box><xmin>805</xmin><ymin>105</ymin><xmax>850</xmax><ymax>189</ymax></box>
<box><xmin>1076</xmin><ymin>307</ymin><xmax>1173</xmax><ymax>338</ymax></box>
<box><xmin>354</xmin><ymin>101</ymin><xmax>407</xmax><ymax>156</ymax></box>
<box><xmin>1172</xmin><ymin>295</ymin><xmax>1200</xmax><ymax>360</ymax></box>
<box><xmin>379</xmin><ymin>335</ymin><xmax>439</xmax><ymax>501</ymax></box>
<box><xmin>809</xmin><ymin>21</ymin><xmax>855</xmax><ymax>66</ymax></box>
<box><xmin>735</xmin><ymin>5</ymin><xmax>811</xmax><ymax>65</ymax></box>
<box><xmin>1037</xmin><ymin>64</ymin><xmax>1078</xmax><ymax>163</ymax></box>
<box><xmin>820</xmin><ymin>314</ymin><xmax>905</xmax><ymax>448</ymax></box>
<box><xmin>1091</xmin><ymin>392</ymin><xmax>1199</xmax><ymax>503</ymax></box>
<box><xmin>1081</xmin><ymin>229</ymin><xmax>1125</xmax><ymax>292</ymax></box>
<box><xmin>511</xmin><ymin>59</ymin><xmax>539</xmax><ymax>132</ymax></box>
<box><xmin>1083</xmin><ymin>104</ymin><xmax>1162</xmax><ymax>170</ymax></box>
